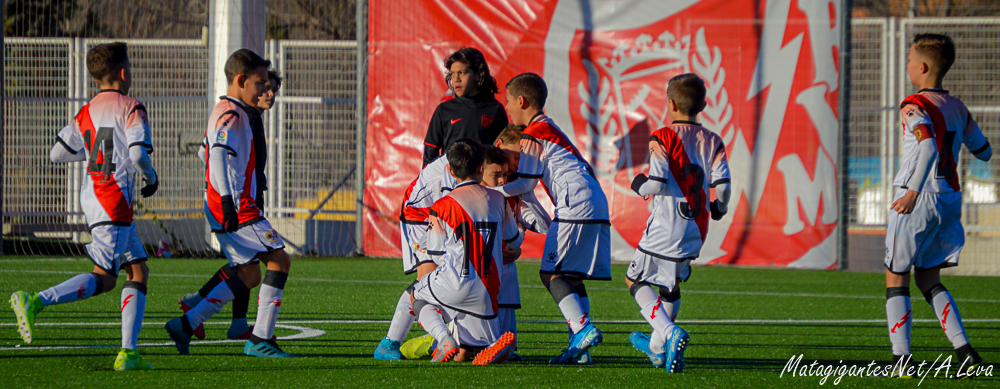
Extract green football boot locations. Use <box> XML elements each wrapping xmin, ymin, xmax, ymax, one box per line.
<box><xmin>114</xmin><ymin>348</ymin><xmax>154</xmax><ymax>371</ymax></box>
<box><xmin>10</xmin><ymin>291</ymin><xmax>43</xmax><ymax>344</ymax></box>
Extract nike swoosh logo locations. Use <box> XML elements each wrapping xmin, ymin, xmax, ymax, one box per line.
<box><xmin>451</xmin><ymin>118</ymin><xmax>462</xmax><ymax>124</ymax></box>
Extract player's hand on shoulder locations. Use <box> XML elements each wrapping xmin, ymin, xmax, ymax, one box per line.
<box><xmin>502</xmin><ymin>246</ymin><xmax>521</xmax><ymax>264</ymax></box>
<box><xmin>220</xmin><ymin>195</ymin><xmax>240</xmax><ymax>232</ymax></box>
<box><xmin>631</xmin><ymin>174</ymin><xmax>649</xmax><ymax>196</ymax></box>
<box><xmin>891</xmin><ymin>190</ymin><xmax>920</xmax><ymax>214</ymax></box>
<box><xmin>140</xmin><ymin>173</ymin><xmax>159</xmax><ymax>198</ymax></box>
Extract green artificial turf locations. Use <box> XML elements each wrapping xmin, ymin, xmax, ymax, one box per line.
<box><xmin>0</xmin><ymin>256</ymin><xmax>997</xmax><ymax>388</ymax></box>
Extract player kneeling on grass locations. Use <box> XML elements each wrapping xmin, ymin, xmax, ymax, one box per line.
<box><xmin>497</xmin><ymin>73</ymin><xmax>611</xmax><ymax>365</ymax></box>
<box><xmin>184</xmin><ymin>69</ymin><xmax>284</xmax><ymax>342</ymax></box>
<box><xmin>165</xmin><ymin>49</ymin><xmax>294</xmax><ymax>358</ymax></box>
<box><xmin>627</xmin><ymin>73</ymin><xmax>731</xmax><ymax>373</ymax></box>
<box><xmin>10</xmin><ymin>42</ymin><xmax>159</xmax><ymax>371</ymax></box>
<box><xmin>400</xmin><ymin>140</ymin><xmax>551</xmax><ymax>361</ymax></box>
<box><xmin>882</xmin><ymin>34</ymin><xmax>990</xmax><ymax>378</ymax></box>
<box><xmin>410</xmin><ymin>141</ymin><xmax>522</xmax><ymax>364</ymax></box>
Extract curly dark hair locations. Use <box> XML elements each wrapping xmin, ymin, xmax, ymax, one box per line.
<box><xmin>444</xmin><ymin>47</ymin><xmax>499</xmax><ymax>95</ymax></box>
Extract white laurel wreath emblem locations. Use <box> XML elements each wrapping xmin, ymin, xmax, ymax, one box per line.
<box><xmin>576</xmin><ymin>27</ymin><xmax>738</xmax><ymax>184</ymax></box>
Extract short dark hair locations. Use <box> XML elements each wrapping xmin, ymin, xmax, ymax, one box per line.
<box><xmin>483</xmin><ymin>145</ymin><xmax>509</xmax><ymax>166</ymax></box>
<box><xmin>445</xmin><ymin>47</ymin><xmax>498</xmax><ymax>95</ymax></box>
<box><xmin>667</xmin><ymin>73</ymin><xmax>707</xmax><ymax>116</ymax></box>
<box><xmin>912</xmin><ymin>33</ymin><xmax>956</xmax><ymax>76</ymax></box>
<box><xmin>86</xmin><ymin>42</ymin><xmax>129</xmax><ymax>83</ymax></box>
<box><xmin>268</xmin><ymin>70</ymin><xmax>283</xmax><ymax>91</ymax></box>
<box><xmin>496</xmin><ymin>124</ymin><xmax>525</xmax><ymax>146</ymax></box>
<box><xmin>446</xmin><ymin>139</ymin><xmax>484</xmax><ymax>180</ymax></box>
<box><xmin>224</xmin><ymin>49</ymin><xmax>271</xmax><ymax>84</ymax></box>
<box><xmin>506</xmin><ymin>73</ymin><xmax>547</xmax><ymax>109</ymax></box>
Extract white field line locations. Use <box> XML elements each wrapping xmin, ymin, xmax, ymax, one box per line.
<box><xmin>0</xmin><ymin>324</ymin><xmax>323</xmax><ymax>352</ymax></box>
<box><xmin>4</xmin><ymin>268</ymin><xmax>1000</xmax><ymax>304</ymax></box>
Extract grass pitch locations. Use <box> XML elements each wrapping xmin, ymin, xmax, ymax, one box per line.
<box><xmin>1</xmin><ymin>256</ymin><xmax>997</xmax><ymax>388</ymax></box>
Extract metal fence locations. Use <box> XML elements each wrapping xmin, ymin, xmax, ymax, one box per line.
<box><xmin>2</xmin><ymin>38</ymin><xmax>359</xmax><ymax>257</ymax></box>
<box><xmin>848</xmin><ymin>18</ymin><xmax>1000</xmax><ymax>275</ymax></box>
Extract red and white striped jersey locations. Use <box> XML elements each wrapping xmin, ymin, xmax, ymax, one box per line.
<box><xmin>55</xmin><ymin>90</ymin><xmax>152</xmax><ymax>227</ymax></box>
<box><xmin>204</xmin><ymin>97</ymin><xmax>264</xmax><ymax>230</ymax></box>
<box><xmin>400</xmin><ymin>154</ymin><xmax>458</xmax><ymax>224</ymax></box>
<box><xmin>505</xmin><ymin>191</ymin><xmax>551</xmax><ymax>235</ymax></box>
<box><xmin>423</xmin><ymin>181</ymin><xmax>522</xmax><ymax>319</ymax></box>
<box><xmin>517</xmin><ymin>114</ymin><xmax>609</xmax><ymax>223</ymax></box>
<box><xmin>894</xmin><ymin>89</ymin><xmax>989</xmax><ymax>193</ymax></box>
<box><xmin>637</xmin><ymin>121</ymin><xmax>730</xmax><ymax>260</ymax></box>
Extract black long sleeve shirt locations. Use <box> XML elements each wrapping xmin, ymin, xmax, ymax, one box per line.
<box><xmin>422</xmin><ymin>93</ymin><xmax>509</xmax><ymax>166</ymax></box>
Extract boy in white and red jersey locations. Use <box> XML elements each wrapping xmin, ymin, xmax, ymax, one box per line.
<box><xmin>182</xmin><ymin>69</ymin><xmax>284</xmax><ymax>341</ymax></box>
<box><xmin>165</xmin><ymin>49</ymin><xmax>295</xmax><ymax>358</ymax></box>
<box><xmin>496</xmin><ymin>73</ymin><xmax>610</xmax><ymax>365</ymax></box>
<box><xmin>882</xmin><ymin>34</ymin><xmax>991</xmax><ymax>377</ymax></box>
<box><xmin>10</xmin><ymin>42</ymin><xmax>158</xmax><ymax>371</ymax></box>
<box><xmin>627</xmin><ymin>74</ymin><xmax>731</xmax><ymax>373</ymax></box>
<box><xmin>372</xmin><ymin>140</ymin><xmax>465</xmax><ymax>360</ymax></box>
<box><xmin>411</xmin><ymin>141</ymin><xmax>522</xmax><ymax>364</ymax></box>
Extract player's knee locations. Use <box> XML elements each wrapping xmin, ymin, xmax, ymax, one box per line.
<box><xmin>628</xmin><ymin>281</ymin><xmax>648</xmax><ymax>297</ymax></box>
<box><xmin>920</xmin><ymin>283</ymin><xmax>948</xmax><ymax>304</ymax></box>
<box><xmin>262</xmin><ymin>250</ymin><xmax>291</xmax><ymax>271</ymax></box>
<box><xmin>548</xmin><ymin>276</ymin><xmax>576</xmax><ymax>302</ymax></box>
<box><xmin>90</xmin><ymin>272</ymin><xmax>117</xmax><ymax>297</ymax></box>
<box><xmin>660</xmin><ymin>287</ymin><xmax>680</xmax><ymax>302</ymax></box>
<box><xmin>573</xmin><ymin>283</ymin><xmax>587</xmax><ymax>298</ymax></box>
<box><xmin>128</xmin><ymin>262</ymin><xmax>149</xmax><ymax>282</ymax></box>
<box><xmin>236</xmin><ymin>265</ymin><xmax>262</xmax><ymax>289</ymax></box>
<box><xmin>412</xmin><ymin>299</ymin><xmax>428</xmax><ymax>317</ymax></box>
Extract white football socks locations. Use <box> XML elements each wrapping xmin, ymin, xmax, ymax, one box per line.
<box><xmin>926</xmin><ymin>285</ymin><xmax>969</xmax><ymax>349</ymax></box>
<box><xmin>120</xmin><ymin>281</ymin><xmax>146</xmax><ymax>349</ymax></box>
<box><xmin>185</xmin><ymin>279</ymin><xmax>235</xmax><ymax>328</ymax></box>
<box><xmin>418</xmin><ymin>304</ymin><xmax>451</xmax><ymax>344</ymax></box>
<box><xmin>557</xmin><ymin>294</ymin><xmax>589</xmax><ymax>333</ymax></box>
<box><xmin>252</xmin><ymin>271</ymin><xmax>287</xmax><ymax>341</ymax></box>
<box><xmin>886</xmin><ymin>287</ymin><xmax>912</xmax><ymax>355</ymax></box>
<box><xmin>386</xmin><ymin>290</ymin><xmax>415</xmax><ymax>342</ymax></box>
<box><xmin>38</xmin><ymin>273</ymin><xmax>99</xmax><ymax>307</ymax></box>
<box><xmin>634</xmin><ymin>284</ymin><xmax>674</xmax><ymax>354</ymax></box>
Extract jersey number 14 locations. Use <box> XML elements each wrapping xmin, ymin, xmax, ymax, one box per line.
<box><xmin>84</xmin><ymin>127</ymin><xmax>117</xmax><ymax>182</ymax></box>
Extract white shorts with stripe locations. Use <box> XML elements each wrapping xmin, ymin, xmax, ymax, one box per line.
<box><xmin>400</xmin><ymin>221</ymin><xmax>431</xmax><ymax>275</ymax></box>
<box><xmin>540</xmin><ymin>221</ymin><xmax>612</xmax><ymax>280</ymax></box>
<box><xmin>86</xmin><ymin>223</ymin><xmax>148</xmax><ymax>273</ymax></box>
<box><xmin>498</xmin><ymin>262</ymin><xmax>520</xmax><ymax>309</ymax></box>
<box><xmin>413</xmin><ymin>274</ymin><xmax>500</xmax><ymax>347</ymax></box>
<box><xmin>215</xmin><ymin>218</ymin><xmax>285</xmax><ymax>266</ymax></box>
<box><xmin>625</xmin><ymin>249</ymin><xmax>691</xmax><ymax>291</ymax></box>
<box><xmin>884</xmin><ymin>189</ymin><xmax>964</xmax><ymax>274</ymax></box>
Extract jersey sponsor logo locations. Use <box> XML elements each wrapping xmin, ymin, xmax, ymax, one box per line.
<box><xmin>482</xmin><ymin>115</ymin><xmax>493</xmax><ymax>128</ymax></box>
<box><xmin>217</xmin><ymin>131</ymin><xmax>228</xmax><ymax>143</ymax></box>
<box><xmin>450</xmin><ymin>118</ymin><xmax>462</xmax><ymax>125</ymax></box>
<box><xmin>547</xmin><ymin>252</ymin><xmax>557</xmax><ymax>263</ymax></box>
<box><xmin>264</xmin><ymin>229</ymin><xmax>280</xmax><ymax>243</ymax></box>
<box><xmin>121</xmin><ymin>294</ymin><xmax>134</xmax><ymax>312</ymax></box>
<box><xmin>890</xmin><ymin>310</ymin><xmax>912</xmax><ymax>333</ymax></box>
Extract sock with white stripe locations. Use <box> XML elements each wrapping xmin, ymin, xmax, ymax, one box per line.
<box><xmin>185</xmin><ymin>275</ymin><xmax>246</xmax><ymax>328</ymax></box>
<box><xmin>549</xmin><ymin>277</ymin><xmax>588</xmax><ymax>333</ymax></box>
<box><xmin>418</xmin><ymin>304</ymin><xmax>451</xmax><ymax>344</ymax></box>
<box><xmin>251</xmin><ymin>271</ymin><xmax>287</xmax><ymax>342</ymax></box>
<box><xmin>120</xmin><ymin>281</ymin><xmax>146</xmax><ymax>349</ymax></box>
<box><xmin>886</xmin><ymin>287</ymin><xmax>912</xmax><ymax>355</ymax></box>
<box><xmin>632</xmin><ymin>283</ymin><xmax>674</xmax><ymax>354</ymax></box>
<box><xmin>386</xmin><ymin>285</ymin><xmax>416</xmax><ymax>343</ymax></box>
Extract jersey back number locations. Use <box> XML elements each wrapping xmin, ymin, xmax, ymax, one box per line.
<box><xmin>84</xmin><ymin>127</ymin><xmax>116</xmax><ymax>182</ymax></box>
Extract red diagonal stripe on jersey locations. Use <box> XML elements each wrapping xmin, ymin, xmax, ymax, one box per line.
<box><xmin>524</xmin><ymin>118</ymin><xmax>595</xmax><ymax>177</ymax></box>
<box><xmin>654</xmin><ymin>126</ymin><xmax>709</xmax><ymax>240</ymax></box>
<box><xmin>432</xmin><ymin>195</ymin><xmax>500</xmax><ymax>314</ymax></box>
<box><xmin>77</xmin><ymin>105</ymin><xmax>132</xmax><ymax>223</ymax></box>
<box><xmin>905</xmin><ymin>95</ymin><xmax>960</xmax><ymax>191</ymax></box>
<box><xmin>400</xmin><ymin>177</ymin><xmax>431</xmax><ymax>222</ymax></box>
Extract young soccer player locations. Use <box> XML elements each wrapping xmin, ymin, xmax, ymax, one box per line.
<box><xmin>398</xmin><ymin>139</ymin><xmax>551</xmax><ymax>361</ymax></box>
<box><xmin>185</xmin><ymin>69</ymin><xmax>283</xmax><ymax>341</ymax></box>
<box><xmin>165</xmin><ymin>49</ymin><xmax>294</xmax><ymax>358</ymax></box>
<box><xmin>627</xmin><ymin>73</ymin><xmax>731</xmax><ymax>373</ymax></box>
<box><xmin>497</xmin><ymin>73</ymin><xmax>611</xmax><ymax>364</ymax></box>
<box><xmin>9</xmin><ymin>42</ymin><xmax>158</xmax><ymax>371</ymax></box>
<box><xmin>411</xmin><ymin>141</ymin><xmax>521</xmax><ymax>364</ymax></box>
<box><xmin>373</xmin><ymin>139</ymin><xmax>467</xmax><ymax>360</ymax></box>
<box><xmin>882</xmin><ymin>33</ymin><xmax>990</xmax><ymax>376</ymax></box>
<box><xmin>422</xmin><ymin>47</ymin><xmax>508</xmax><ymax>166</ymax></box>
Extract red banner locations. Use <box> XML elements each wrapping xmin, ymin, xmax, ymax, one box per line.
<box><xmin>365</xmin><ymin>0</ymin><xmax>843</xmax><ymax>268</ymax></box>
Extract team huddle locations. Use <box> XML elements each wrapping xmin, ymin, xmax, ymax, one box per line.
<box><xmin>7</xmin><ymin>34</ymin><xmax>991</xmax><ymax>375</ymax></box>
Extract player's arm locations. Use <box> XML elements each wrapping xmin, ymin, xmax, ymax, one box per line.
<box><xmin>421</xmin><ymin>211</ymin><xmax>448</xmax><ymax>268</ymax></box>
<box><xmin>501</xmin><ymin>200</ymin><xmax>523</xmax><ymax>264</ymax></box>
<box><xmin>517</xmin><ymin>190</ymin><xmax>551</xmax><ymax>234</ymax></box>
<box><xmin>197</xmin><ymin>136</ymin><xmax>208</xmax><ymax>165</ymax></box>
<box><xmin>125</xmin><ymin>103</ymin><xmax>158</xmax><ymax>197</ymax></box>
<box><xmin>894</xmin><ymin>105</ymin><xmax>937</xmax><ymax>214</ymax></box>
<box><xmin>632</xmin><ymin>136</ymin><xmax>670</xmax><ymax>196</ymax></box>
<box><xmin>423</xmin><ymin>107</ymin><xmax>444</xmax><ymax>167</ymax></box>
<box><xmin>208</xmin><ymin>114</ymin><xmax>242</xmax><ymax>231</ymax></box>
<box><xmin>499</xmin><ymin>136</ymin><xmax>542</xmax><ymax>197</ymax></box>
<box><xmin>963</xmin><ymin>111</ymin><xmax>992</xmax><ymax>162</ymax></box>
<box><xmin>709</xmin><ymin>142</ymin><xmax>732</xmax><ymax>220</ymax></box>
<box><xmin>50</xmin><ymin>123</ymin><xmax>86</xmax><ymax>163</ymax></box>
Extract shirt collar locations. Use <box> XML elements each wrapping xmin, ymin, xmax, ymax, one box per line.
<box><xmin>918</xmin><ymin>88</ymin><xmax>948</xmax><ymax>94</ymax></box>
<box><xmin>672</xmin><ymin>120</ymin><xmax>702</xmax><ymax>126</ymax></box>
<box><xmin>455</xmin><ymin>180</ymin><xmax>479</xmax><ymax>189</ymax></box>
